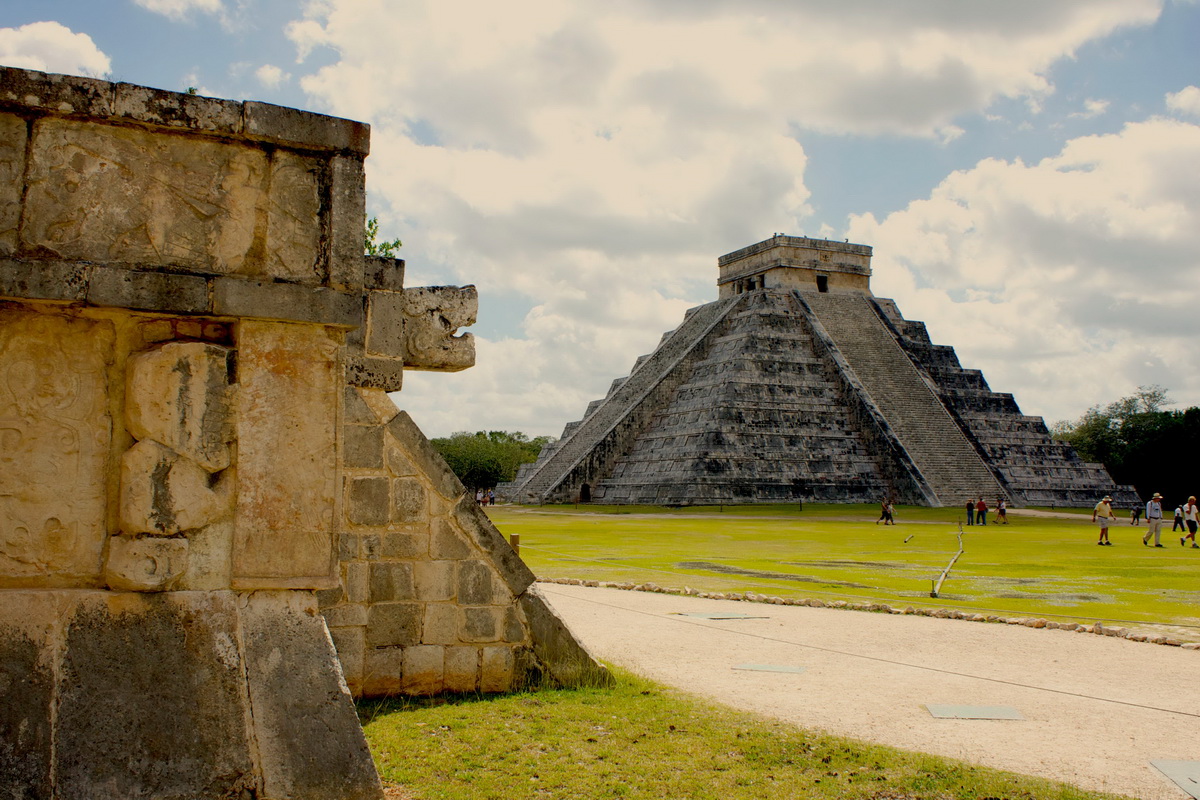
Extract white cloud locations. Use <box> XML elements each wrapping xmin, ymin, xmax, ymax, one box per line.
<box><xmin>847</xmin><ymin>116</ymin><xmax>1200</xmax><ymax>425</ymax></box>
<box><xmin>1166</xmin><ymin>85</ymin><xmax>1200</xmax><ymax>117</ymax></box>
<box><xmin>0</xmin><ymin>21</ymin><xmax>111</xmax><ymax>77</ymax></box>
<box><xmin>133</xmin><ymin>0</ymin><xmax>224</xmax><ymax>20</ymax></box>
<box><xmin>255</xmin><ymin>63</ymin><xmax>289</xmax><ymax>88</ymax></box>
<box><xmin>282</xmin><ymin>0</ymin><xmax>1173</xmax><ymax>437</ymax></box>
<box><xmin>1069</xmin><ymin>98</ymin><xmax>1111</xmax><ymax>118</ymax></box>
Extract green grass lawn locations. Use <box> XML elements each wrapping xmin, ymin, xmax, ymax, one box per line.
<box><xmin>488</xmin><ymin>503</ymin><xmax>1200</xmax><ymax>638</ymax></box>
<box><xmin>362</xmin><ymin>671</ymin><xmax>1129</xmax><ymax>800</ymax></box>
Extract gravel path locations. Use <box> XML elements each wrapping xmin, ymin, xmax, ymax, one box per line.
<box><xmin>543</xmin><ymin>583</ymin><xmax>1200</xmax><ymax>800</ymax></box>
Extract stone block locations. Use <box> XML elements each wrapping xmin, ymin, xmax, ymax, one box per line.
<box><xmin>126</xmin><ymin>341</ymin><xmax>234</xmax><ymax>472</ymax></box>
<box><xmin>238</xmin><ymin>591</ymin><xmax>383</xmax><ymax>800</ymax></box>
<box><xmin>344</xmin><ymin>386</ymin><xmax>377</xmax><ymax>425</ymax></box>
<box><xmin>0</xmin><ymin>592</ymin><xmax>58</xmax><ymax>800</ymax></box>
<box><xmin>113</xmin><ymin>81</ymin><xmax>243</xmax><ymax>134</ymax></box>
<box><xmin>519</xmin><ymin>586</ymin><xmax>612</xmax><ymax>688</ymax></box>
<box><xmin>361</xmin><ymin>647</ymin><xmax>404</xmax><ymax>697</ymax></box>
<box><xmin>443</xmin><ymin>646</ymin><xmax>480</xmax><ymax>693</ymax></box>
<box><xmin>361</xmin><ymin>532</ymin><xmax>382</xmax><ymax>560</ymax></box>
<box><xmin>345</xmin><ymin>353</ymin><xmax>405</xmax><ymax>392</ymax></box>
<box><xmin>316</xmin><ymin>586</ymin><xmax>344</xmax><ymax>609</ymax></box>
<box><xmin>345</xmin><ymin>425</ymin><xmax>385</xmax><ymax>469</ymax></box>
<box><xmin>392</xmin><ymin>477</ymin><xmax>427</xmax><ymax>522</ymax></box>
<box><xmin>24</xmin><ymin>118</ymin><xmax>265</xmax><ymax>274</ymax></box>
<box><xmin>264</xmin><ymin>150</ymin><xmax>324</xmax><ymax>283</ymax></box>
<box><xmin>381</xmin><ymin>531</ymin><xmax>427</xmax><ymax>559</ymax></box>
<box><xmin>212</xmin><ymin>278</ymin><xmax>361</xmax><ymax>326</ymax></box>
<box><xmin>503</xmin><ymin>606</ymin><xmax>527</xmax><ymax>644</ymax></box>
<box><xmin>233</xmin><ymin>321</ymin><xmax>338</xmax><ymax>587</ymax></box>
<box><xmin>364</xmin><ymin>255</ymin><xmax>405</xmax><ymax>292</ymax></box>
<box><xmin>366</xmin><ymin>289</ymin><xmax>406</xmax><ymax>358</ymax></box>
<box><xmin>401</xmin><ymin>286</ymin><xmax>477</xmax><ymax>371</ymax></box>
<box><xmin>413</xmin><ymin>560</ymin><xmax>455</xmax><ymax>602</ymax></box>
<box><xmin>348</xmin><ymin>477</ymin><xmax>390</xmax><ymax>526</ymax></box>
<box><xmin>359</xmin><ymin>387</ymin><xmax>401</xmax><ymax>425</ymax></box>
<box><xmin>104</xmin><ymin>535</ymin><xmax>189</xmax><ymax>592</ymax></box>
<box><xmin>88</xmin><ymin>266</ymin><xmax>211</xmax><ymax>314</ymax></box>
<box><xmin>451</xmin><ymin>495</ymin><xmax>536</xmax><ymax>597</ymax></box>
<box><xmin>457</xmin><ymin>560</ymin><xmax>497</xmax><ymax>605</ymax></box>
<box><xmin>0</xmin><ymin>66</ymin><xmax>113</xmax><ymax>117</ymax></box>
<box><xmin>323</xmin><ymin>603</ymin><xmax>368</xmax><ymax>628</ymax></box>
<box><xmin>366</xmin><ymin>603</ymin><xmax>421</xmax><ymax>647</ymax></box>
<box><xmin>343</xmin><ymin>562</ymin><xmax>369</xmax><ymax>603</ymax></box>
<box><xmin>0</xmin><ymin>113</ymin><xmax>27</xmax><ymax>255</ymax></box>
<box><xmin>339</xmin><ymin>533</ymin><xmax>361</xmax><ymax>561</ymax></box>
<box><xmin>55</xmin><ymin>591</ymin><xmax>258</xmax><ymax>799</ymax></box>
<box><xmin>243</xmin><ymin>100</ymin><xmax>371</xmax><ymax>155</ymax></box>
<box><xmin>0</xmin><ymin>309</ymin><xmax>112</xmax><ymax>586</ymax></box>
<box><xmin>401</xmin><ymin>645</ymin><xmax>444</xmax><ymax>695</ymax></box>
<box><xmin>480</xmin><ymin>646</ymin><xmax>515</xmax><ymax>693</ymax></box>
<box><xmin>328</xmin><ymin>626</ymin><xmax>366</xmax><ymax>692</ymax></box>
<box><xmin>384</xmin><ymin>436</ymin><xmax>418</xmax><ymax>476</ymax></box>
<box><xmin>385</xmin><ymin>412</ymin><xmax>465</xmax><ymax>500</ymax></box>
<box><xmin>429</xmin><ymin>519</ymin><xmax>469</xmax><ymax>559</ymax></box>
<box><xmin>120</xmin><ymin>440</ymin><xmax>234</xmax><ymax>535</ymax></box>
<box><xmin>461</xmin><ymin>607</ymin><xmax>499</xmax><ymax>643</ymax></box>
<box><xmin>369</xmin><ymin>562</ymin><xmax>415</xmax><ymax>603</ymax></box>
<box><xmin>0</xmin><ymin>258</ymin><xmax>90</xmax><ymax>301</ymax></box>
<box><xmin>422</xmin><ymin>603</ymin><xmax>459</xmax><ymax>646</ymax></box>
<box><xmin>330</xmin><ymin>156</ymin><xmax>367</xmax><ymax>290</ymax></box>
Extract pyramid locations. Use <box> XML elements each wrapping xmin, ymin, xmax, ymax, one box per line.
<box><xmin>502</xmin><ymin>236</ymin><xmax>1135</xmax><ymax>508</ymax></box>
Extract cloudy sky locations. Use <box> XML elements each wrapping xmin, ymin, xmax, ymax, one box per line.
<box><xmin>4</xmin><ymin>0</ymin><xmax>1199</xmax><ymax>438</ymax></box>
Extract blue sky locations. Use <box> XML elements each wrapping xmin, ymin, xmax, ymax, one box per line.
<box><xmin>3</xmin><ymin>0</ymin><xmax>1199</xmax><ymax>438</ymax></box>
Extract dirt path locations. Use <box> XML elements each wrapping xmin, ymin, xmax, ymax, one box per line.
<box><xmin>543</xmin><ymin>583</ymin><xmax>1200</xmax><ymax>800</ymax></box>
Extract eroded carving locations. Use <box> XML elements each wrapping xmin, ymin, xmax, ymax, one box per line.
<box><xmin>0</xmin><ymin>310</ymin><xmax>111</xmax><ymax>582</ymax></box>
<box><xmin>402</xmin><ymin>286</ymin><xmax>477</xmax><ymax>371</ymax></box>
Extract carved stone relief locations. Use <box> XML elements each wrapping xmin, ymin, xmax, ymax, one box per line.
<box><xmin>0</xmin><ymin>309</ymin><xmax>112</xmax><ymax>584</ymax></box>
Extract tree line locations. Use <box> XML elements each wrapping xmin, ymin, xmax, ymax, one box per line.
<box><xmin>1052</xmin><ymin>385</ymin><xmax>1200</xmax><ymax>504</ymax></box>
<box><xmin>429</xmin><ymin>431</ymin><xmax>554</xmax><ymax>491</ymax></box>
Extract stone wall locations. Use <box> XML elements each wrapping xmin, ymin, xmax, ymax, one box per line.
<box><xmin>0</xmin><ymin>66</ymin><xmax>605</xmax><ymax>800</ymax></box>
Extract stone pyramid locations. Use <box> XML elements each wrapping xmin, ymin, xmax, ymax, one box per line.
<box><xmin>502</xmin><ymin>236</ymin><xmax>1135</xmax><ymax>508</ymax></box>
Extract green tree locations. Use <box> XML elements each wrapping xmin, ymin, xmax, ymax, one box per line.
<box><xmin>364</xmin><ymin>215</ymin><xmax>402</xmax><ymax>257</ymax></box>
<box><xmin>1053</xmin><ymin>385</ymin><xmax>1200</xmax><ymax>503</ymax></box>
<box><xmin>430</xmin><ymin>431</ymin><xmax>553</xmax><ymax>490</ymax></box>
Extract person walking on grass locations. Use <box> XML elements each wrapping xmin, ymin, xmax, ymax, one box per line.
<box><xmin>1182</xmin><ymin>496</ymin><xmax>1199</xmax><ymax>548</ymax></box>
<box><xmin>1130</xmin><ymin>503</ymin><xmax>1143</xmax><ymax>525</ymax></box>
<box><xmin>965</xmin><ymin>498</ymin><xmax>975</xmax><ymax>526</ymax></box>
<box><xmin>996</xmin><ymin>498</ymin><xmax>1008</xmax><ymax>524</ymax></box>
<box><xmin>1093</xmin><ymin>495</ymin><xmax>1116</xmax><ymax>545</ymax></box>
<box><xmin>1142</xmin><ymin>492</ymin><xmax>1164</xmax><ymax>547</ymax></box>
<box><xmin>1174</xmin><ymin>504</ymin><xmax>1186</xmax><ymax>532</ymax></box>
<box><xmin>975</xmin><ymin>497</ymin><xmax>988</xmax><ymax>526</ymax></box>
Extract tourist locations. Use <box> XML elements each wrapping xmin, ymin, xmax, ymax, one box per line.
<box><xmin>884</xmin><ymin>501</ymin><xmax>896</xmax><ymax>525</ymax></box>
<box><xmin>975</xmin><ymin>497</ymin><xmax>988</xmax><ymax>526</ymax></box>
<box><xmin>876</xmin><ymin>497</ymin><xmax>890</xmax><ymax>525</ymax></box>
<box><xmin>1093</xmin><ymin>495</ymin><xmax>1115</xmax><ymax>545</ymax></box>
<box><xmin>965</xmin><ymin>498</ymin><xmax>975</xmax><ymax>526</ymax></box>
<box><xmin>475</xmin><ymin>489</ymin><xmax>485</xmax><ymax>507</ymax></box>
<box><xmin>1173</xmin><ymin>504</ymin><xmax>1186</xmax><ymax>532</ymax></box>
<box><xmin>1141</xmin><ymin>492</ymin><xmax>1164</xmax><ymax>547</ymax></box>
<box><xmin>1130</xmin><ymin>503</ymin><xmax>1143</xmax><ymax>525</ymax></box>
<box><xmin>1183</xmin><ymin>496</ymin><xmax>1199</xmax><ymax>548</ymax></box>
<box><xmin>996</xmin><ymin>498</ymin><xmax>1008</xmax><ymax>524</ymax></box>
<box><xmin>487</xmin><ymin>489</ymin><xmax>495</xmax><ymax>506</ymax></box>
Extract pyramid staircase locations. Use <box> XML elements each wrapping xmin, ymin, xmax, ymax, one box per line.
<box><xmin>798</xmin><ymin>291</ymin><xmax>1006</xmax><ymax>506</ymax></box>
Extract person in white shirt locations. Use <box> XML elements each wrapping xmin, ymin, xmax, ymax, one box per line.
<box><xmin>1142</xmin><ymin>492</ymin><xmax>1164</xmax><ymax>547</ymax></box>
<box><xmin>1182</xmin><ymin>496</ymin><xmax>1199</xmax><ymax>548</ymax></box>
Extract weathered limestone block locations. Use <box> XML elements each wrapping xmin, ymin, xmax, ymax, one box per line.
<box><xmin>54</xmin><ymin>592</ymin><xmax>258</xmax><ymax>800</ymax></box>
<box><xmin>443</xmin><ymin>646</ymin><xmax>480</xmax><ymax>693</ymax></box>
<box><xmin>401</xmin><ymin>645</ymin><xmax>444</xmax><ymax>695</ymax></box>
<box><xmin>233</xmin><ymin>321</ymin><xmax>338</xmax><ymax>588</ymax></box>
<box><xmin>104</xmin><ymin>535</ymin><xmax>189</xmax><ymax>591</ymax></box>
<box><xmin>126</xmin><ymin>341</ymin><xmax>234</xmax><ymax>472</ymax></box>
<box><xmin>239</xmin><ymin>591</ymin><xmax>382</xmax><ymax>800</ymax></box>
<box><xmin>392</xmin><ymin>476</ymin><xmax>427</xmax><ymax>522</ymax></box>
<box><xmin>481</xmin><ymin>646</ymin><xmax>515</xmax><ymax>693</ymax></box>
<box><xmin>366</xmin><ymin>602</ymin><xmax>421</xmax><ymax>647</ymax></box>
<box><xmin>120</xmin><ymin>440</ymin><xmax>234</xmax><ymax>534</ymax></box>
<box><xmin>348</xmin><ymin>477</ymin><xmax>390</xmax><ymax>526</ymax></box>
<box><xmin>0</xmin><ymin>310</ymin><xmax>112</xmax><ymax>585</ymax></box>
<box><xmin>401</xmin><ymin>286</ymin><xmax>477</xmax><ymax>371</ymax></box>
<box><xmin>0</xmin><ymin>592</ymin><xmax>58</xmax><ymax>799</ymax></box>
<box><xmin>519</xmin><ymin>585</ymin><xmax>613</xmax><ymax>687</ymax></box>
<box><xmin>0</xmin><ymin>113</ymin><xmax>26</xmax><ymax>255</ymax></box>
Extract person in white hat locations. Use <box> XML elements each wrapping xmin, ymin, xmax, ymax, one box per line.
<box><xmin>1092</xmin><ymin>496</ymin><xmax>1115</xmax><ymax>546</ymax></box>
<box><xmin>1142</xmin><ymin>492</ymin><xmax>1164</xmax><ymax>547</ymax></box>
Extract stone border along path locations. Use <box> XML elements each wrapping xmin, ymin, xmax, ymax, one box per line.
<box><xmin>537</xmin><ymin>578</ymin><xmax>1200</xmax><ymax>649</ymax></box>
<box><xmin>542</xmin><ymin>582</ymin><xmax>1200</xmax><ymax>800</ymax></box>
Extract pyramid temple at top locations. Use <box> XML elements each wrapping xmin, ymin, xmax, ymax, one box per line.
<box><xmin>501</xmin><ymin>236</ymin><xmax>1136</xmax><ymax>508</ymax></box>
